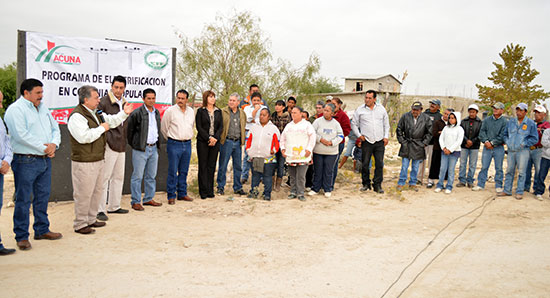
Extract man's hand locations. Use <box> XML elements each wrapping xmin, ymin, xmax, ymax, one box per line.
<box><xmin>359</xmin><ymin>135</ymin><xmax>366</xmax><ymax>142</ymax></box>
<box><xmin>281</xmin><ymin>149</ymin><xmax>286</xmax><ymax>158</ymax></box>
<box><xmin>484</xmin><ymin>141</ymin><xmax>493</xmax><ymax>150</ymax></box>
<box><xmin>443</xmin><ymin>148</ymin><xmax>451</xmax><ymax>155</ymax></box>
<box><xmin>208</xmin><ymin>137</ymin><xmax>217</xmax><ymax>146</ymax></box>
<box><xmin>466</xmin><ymin>140</ymin><xmax>473</xmax><ymax>148</ymax></box>
<box><xmin>44</xmin><ymin>143</ymin><xmax>57</xmax><ymax>156</ymax></box>
<box><xmin>383</xmin><ymin>138</ymin><xmax>389</xmax><ymax>146</ymax></box>
<box><xmin>0</xmin><ymin>160</ymin><xmax>10</xmax><ymax>175</ymax></box>
<box><xmin>123</xmin><ymin>103</ymin><xmax>134</xmax><ymax>115</ymax></box>
<box><xmin>101</xmin><ymin>123</ymin><xmax>110</xmax><ymax>132</ymax></box>
<box><xmin>305</xmin><ymin>150</ymin><xmax>311</xmax><ymax>157</ymax></box>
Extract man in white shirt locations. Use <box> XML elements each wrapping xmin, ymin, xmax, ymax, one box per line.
<box><xmin>160</xmin><ymin>89</ymin><xmax>195</xmax><ymax>204</ymax></box>
<box><xmin>241</xmin><ymin>92</ymin><xmax>267</xmax><ymax>183</ymax></box>
<box><xmin>67</xmin><ymin>85</ymin><xmax>133</xmax><ymax>234</ymax></box>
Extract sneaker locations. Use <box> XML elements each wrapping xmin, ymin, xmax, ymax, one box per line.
<box><xmin>288</xmin><ymin>193</ymin><xmax>297</xmax><ymax>199</ymax></box>
<box><xmin>324</xmin><ymin>192</ymin><xmax>332</xmax><ymax>198</ymax></box>
<box><xmin>305</xmin><ymin>187</ymin><xmax>311</xmax><ymax>192</ymax></box>
<box><xmin>216</xmin><ymin>188</ymin><xmax>224</xmax><ymax>195</ymax></box>
<box><xmin>96</xmin><ymin>212</ymin><xmax>108</xmax><ymax>221</ymax></box>
<box><xmin>298</xmin><ymin>195</ymin><xmax>306</xmax><ymax>201</ymax></box>
<box><xmin>472</xmin><ymin>186</ymin><xmax>483</xmax><ymax>191</ymax></box>
<box><xmin>426</xmin><ymin>182</ymin><xmax>434</xmax><ymax>189</ymax></box>
<box><xmin>308</xmin><ymin>190</ymin><xmax>318</xmax><ymax>196</ymax></box>
<box><xmin>535</xmin><ymin>194</ymin><xmax>544</xmax><ymax>201</ymax></box>
<box><xmin>445</xmin><ymin>189</ymin><xmax>452</xmax><ymax>194</ymax></box>
<box><xmin>434</xmin><ymin>188</ymin><xmax>442</xmax><ymax>193</ymax></box>
<box><xmin>456</xmin><ymin>182</ymin><xmax>466</xmax><ymax>188</ymax></box>
<box><xmin>496</xmin><ymin>188</ymin><xmax>504</xmax><ymax>193</ymax></box>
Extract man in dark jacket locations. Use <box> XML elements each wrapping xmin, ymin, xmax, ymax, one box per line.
<box><xmin>417</xmin><ymin>99</ymin><xmax>442</xmax><ymax>185</ymax></box>
<box><xmin>96</xmin><ymin>75</ymin><xmax>129</xmax><ymax>221</ymax></box>
<box><xmin>127</xmin><ymin>88</ymin><xmax>163</xmax><ymax>211</ymax></box>
<box><xmin>396</xmin><ymin>101</ymin><xmax>432</xmax><ymax>191</ymax></box>
<box><xmin>457</xmin><ymin>104</ymin><xmax>482</xmax><ymax>188</ymax></box>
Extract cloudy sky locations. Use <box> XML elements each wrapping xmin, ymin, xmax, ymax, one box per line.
<box><xmin>1</xmin><ymin>0</ymin><xmax>548</xmax><ymax>98</ymax></box>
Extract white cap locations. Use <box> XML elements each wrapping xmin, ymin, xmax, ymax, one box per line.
<box><xmin>468</xmin><ymin>104</ymin><xmax>479</xmax><ymax>111</ymax></box>
<box><xmin>535</xmin><ymin>105</ymin><xmax>547</xmax><ymax>113</ymax></box>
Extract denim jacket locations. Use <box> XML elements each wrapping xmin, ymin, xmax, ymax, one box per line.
<box><xmin>504</xmin><ymin>117</ymin><xmax>538</xmax><ymax>152</ymax></box>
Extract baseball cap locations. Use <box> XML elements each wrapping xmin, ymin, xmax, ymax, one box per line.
<box><xmin>535</xmin><ymin>105</ymin><xmax>547</xmax><ymax>113</ymax></box>
<box><xmin>429</xmin><ymin>99</ymin><xmax>441</xmax><ymax>106</ymax></box>
<box><xmin>492</xmin><ymin>102</ymin><xmax>505</xmax><ymax>109</ymax></box>
<box><xmin>468</xmin><ymin>104</ymin><xmax>479</xmax><ymax>111</ymax></box>
<box><xmin>411</xmin><ymin>101</ymin><xmax>423</xmax><ymax>110</ymax></box>
<box><xmin>516</xmin><ymin>103</ymin><xmax>528</xmax><ymax>111</ymax></box>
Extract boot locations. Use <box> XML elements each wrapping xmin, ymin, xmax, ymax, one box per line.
<box><xmin>275</xmin><ymin>177</ymin><xmax>282</xmax><ymax>192</ymax></box>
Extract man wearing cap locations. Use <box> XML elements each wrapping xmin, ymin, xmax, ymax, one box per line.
<box><xmin>457</xmin><ymin>104</ymin><xmax>482</xmax><ymax>188</ymax></box>
<box><xmin>396</xmin><ymin>101</ymin><xmax>432</xmax><ymax>191</ymax></box>
<box><xmin>524</xmin><ymin>105</ymin><xmax>550</xmax><ymax>194</ymax></box>
<box><xmin>499</xmin><ymin>103</ymin><xmax>538</xmax><ymax>200</ymax></box>
<box><xmin>418</xmin><ymin>99</ymin><xmax>442</xmax><ymax>185</ymax></box>
<box><xmin>473</xmin><ymin>102</ymin><xmax>508</xmax><ymax>192</ymax></box>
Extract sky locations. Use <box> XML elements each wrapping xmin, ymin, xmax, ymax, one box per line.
<box><xmin>1</xmin><ymin>0</ymin><xmax>549</xmax><ymax>98</ymax></box>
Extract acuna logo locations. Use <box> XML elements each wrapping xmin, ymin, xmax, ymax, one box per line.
<box><xmin>144</xmin><ymin>50</ymin><xmax>168</xmax><ymax>70</ymax></box>
<box><xmin>35</xmin><ymin>40</ymin><xmax>82</xmax><ymax>65</ymax></box>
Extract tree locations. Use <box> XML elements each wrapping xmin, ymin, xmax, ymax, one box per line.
<box><xmin>476</xmin><ymin>44</ymin><xmax>549</xmax><ymax>113</ymax></box>
<box><xmin>175</xmin><ymin>10</ymin><xmax>334</xmax><ymax>107</ymax></box>
<box><xmin>0</xmin><ymin>62</ymin><xmax>17</xmax><ymax>116</ymax></box>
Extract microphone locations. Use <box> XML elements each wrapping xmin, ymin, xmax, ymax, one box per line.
<box><xmin>97</xmin><ymin>110</ymin><xmax>105</xmax><ymax>123</ymax></box>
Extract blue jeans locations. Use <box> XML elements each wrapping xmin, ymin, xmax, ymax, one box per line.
<box><xmin>344</xmin><ymin>135</ymin><xmax>358</xmax><ymax>157</ymax></box>
<box><xmin>131</xmin><ymin>147</ymin><xmax>159</xmax><ymax>205</ymax></box>
<box><xmin>458</xmin><ymin>149</ymin><xmax>479</xmax><ymax>184</ymax></box>
<box><xmin>535</xmin><ymin>157</ymin><xmax>550</xmax><ymax>195</ymax></box>
<box><xmin>313</xmin><ymin>153</ymin><xmax>338</xmax><ymax>192</ymax></box>
<box><xmin>504</xmin><ymin>150</ymin><xmax>530</xmax><ymax>195</ymax></box>
<box><xmin>437</xmin><ymin>153</ymin><xmax>459</xmax><ymax>190</ymax></box>
<box><xmin>476</xmin><ymin>146</ymin><xmax>505</xmax><ymax>189</ymax></box>
<box><xmin>524</xmin><ymin>148</ymin><xmax>542</xmax><ymax>192</ymax></box>
<box><xmin>12</xmin><ymin>155</ymin><xmax>52</xmax><ymax>242</ymax></box>
<box><xmin>217</xmin><ymin>139</ymin><xmax>243</xmax><ymax>191</ymax></box>
<box><xmin>275</xmin><ymin>150</ymin><xmax>286</xmax><ymax>178</ymax></box>
<box><xmin>331</xmin><ymin>143</ymin><xmax>345</xmax><ymax>186</ymax></box>
<box><xmin>398</xmin><ymin>158</ymin><xmax>422</xmax><ymax>186</ymax></box>
<box><xmin>166</xmin><ymin>139</ymin><xmax>192</xmax><ymax>200</ymax></box>
<box><xmin>251</xmin><ymin>163</ymin><xmax>277</xmax><ymax>199</ymax></box>
<box><xmin>0</xmin><ymin>174</ymin><xmax>4</xmax><ymax>248</ymax></box>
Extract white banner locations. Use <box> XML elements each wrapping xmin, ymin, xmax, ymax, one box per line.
<box><xmin>26</xmin><ymin>31</ymin><xmax>173</xmax><ymax>123</ymax></box>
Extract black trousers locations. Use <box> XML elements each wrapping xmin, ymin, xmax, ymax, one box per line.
<box><xmin>361</xmin><ymin>140</ymin><xmax>385</xmax><ymax>187</ymax></box>
<box><xmin>197</xmin><ymin>140</ymin><xmax>220</xmax><ymax>198</ymax></box>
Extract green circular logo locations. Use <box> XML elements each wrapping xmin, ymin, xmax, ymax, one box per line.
<box><xmin>144</xmin><ymin>50</ymin><xmax>169</xmax><ymax>69</ymax></box>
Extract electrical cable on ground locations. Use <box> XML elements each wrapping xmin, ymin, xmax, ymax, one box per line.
<box><xmin>379</xmin><ymin>196</ymin><xmax>495</xmax><ymax>298</ymax></box>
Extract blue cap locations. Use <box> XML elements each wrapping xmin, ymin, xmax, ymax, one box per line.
<box><xmin>429</xmin><ymin>99</ymin><xmax>441</xmax><ymax>106</ymax></box>
<box><xmin>516</xmin><ymin>103</ymin><xmax>528</xmax><ymax>111</ymax></box>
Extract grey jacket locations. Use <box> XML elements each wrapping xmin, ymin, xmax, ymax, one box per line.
<box><xmin>396</xmin><ymin>112</ymin><xmax>432</xmax><ymax>160</ymax></box>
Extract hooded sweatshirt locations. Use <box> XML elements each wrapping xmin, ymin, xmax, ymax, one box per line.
<box><xmin>439</xmin><ymin>112</ymin><xmax>464</xmax><ymax>154</ymax></box>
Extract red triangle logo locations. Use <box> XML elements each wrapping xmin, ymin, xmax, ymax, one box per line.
<box><xmin>47</xmin><ymin>41</ymin><xmax>55</xmax><ymax>52</ymax></box>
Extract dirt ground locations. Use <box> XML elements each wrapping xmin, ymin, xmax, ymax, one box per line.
<box><xmin>1</xmin><ymin>142</ymin><xmax>550</xmax><ymax>297</ymax></box>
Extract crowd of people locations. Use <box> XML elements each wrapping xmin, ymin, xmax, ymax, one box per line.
<box><xmin>0</xmin><ymin>77</ymin><xmax>548</xmax><ymax>256</ymax></box>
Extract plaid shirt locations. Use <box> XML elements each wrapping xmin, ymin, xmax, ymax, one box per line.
<box><xmin>271</xmin><ymin>111</ymin><xmax>291</xmax><ymax>133</ymax></box>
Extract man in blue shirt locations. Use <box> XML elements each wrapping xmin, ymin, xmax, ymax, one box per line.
<box><xmin>0</xmin><ymin>90</ymin><xmax>16</xmax><ymax>255</ymax></box>
<box><xmin>4</xmin><ymin>79</ymin><xmax>62</xmax><ymax>251</ymax></box>
<box><xmin>499</xmin><ymin>103</ymin><xmax>539</xmax><ymax>200</ymax></box>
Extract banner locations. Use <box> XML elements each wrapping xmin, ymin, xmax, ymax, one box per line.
<box><xmin>26</xmin><ymin>31</ymin><xmax>173</xmax><ymax>124</ymax></box>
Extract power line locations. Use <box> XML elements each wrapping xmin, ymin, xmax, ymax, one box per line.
<box><xmin>379</xmin><ymin>196</ymin><xmax>495</xmax><ymax>298</ymax></box>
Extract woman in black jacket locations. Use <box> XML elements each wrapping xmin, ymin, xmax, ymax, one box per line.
<box><xmin>196</xmin><ymin>90</ymin><xmax>223</xmax><ymax>199</ymax></box>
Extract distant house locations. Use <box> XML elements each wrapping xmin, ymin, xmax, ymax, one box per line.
<box><xmin>344</xmin><ymin>74</ymin><xmax>402</xmax><ymax>93</ymax></box>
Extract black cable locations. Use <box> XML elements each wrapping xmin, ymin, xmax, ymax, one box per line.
<box><xmin>380</xmin><ymin>196</ymin><xmax>495</xmax><ymax>298</ymax></box>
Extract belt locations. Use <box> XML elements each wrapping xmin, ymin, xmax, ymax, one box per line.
<box><xmin>227</xmin><ymin>136</ymin><xmax>240</xmax><ymax>141</ymax></box>
<box><xmin>147</xmin><ymin>143</ymin><xmax>157</xmax><ymax>146</ymax></box>
<box><xmin>15</xmin><ymin>153</ymin><xmax>48</xmax><ymax>159</ymax></box>
<box><xmin>168</xmin><ymin>138</ymin><xmax>190</xmax><ymax>142</ymax></box>
<box><xmin>530</xmin><ymin>145</ymin><xmax>543</xmax><ymax>150</ymax></box>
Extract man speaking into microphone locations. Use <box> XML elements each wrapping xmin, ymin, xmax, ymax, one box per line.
<box><xmin>67</xmin><ymin>85</ymin><xmax>133</xmax><ymax>234</ymax></box>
